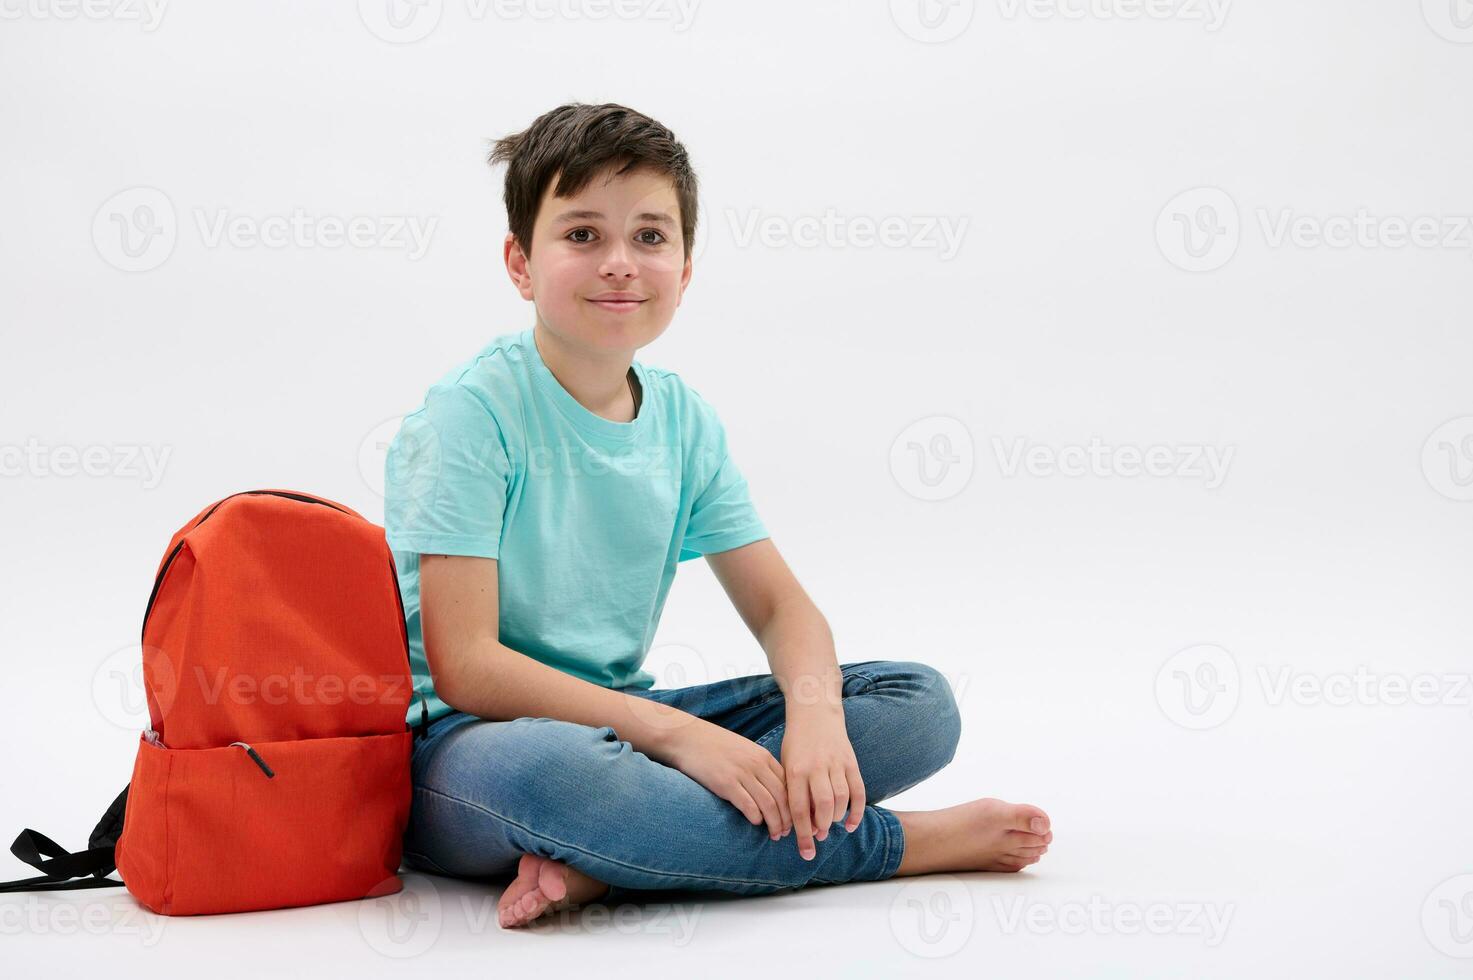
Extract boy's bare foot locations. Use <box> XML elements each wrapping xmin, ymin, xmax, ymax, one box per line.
<box><xmin>893</xmin><ymin>798</ymin><xmax>1053</xmax><ymax>876</ymax></box>
<box><xmin>497</xmin><ymin>853</ymin><xmax>612</xmax><ymax>929</ymax></box>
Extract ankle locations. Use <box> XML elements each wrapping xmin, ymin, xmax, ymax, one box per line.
<box><xmin>892</xmin><ymin>809</ymin><xmax>940</xmax><ymax>877</ymax></box>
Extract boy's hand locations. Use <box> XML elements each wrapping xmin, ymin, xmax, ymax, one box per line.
<box><xmin>780</xmin><ymin>709</ymin><xmax>866</xmax><ymax>861</ymax></box>
<box><xmin>661</xmin><ymin>718</ymin><xmax>793</xmax><ymax>842</ymax></box>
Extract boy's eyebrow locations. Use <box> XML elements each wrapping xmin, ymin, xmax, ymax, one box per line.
<box><xmin>552</xmin><ymin>209</ymin><xmax>676</xmax><ymax>228</ymax></box>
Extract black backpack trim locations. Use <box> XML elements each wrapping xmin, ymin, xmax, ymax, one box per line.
<box><xmin>0</xmin><ymin>785</ymin><xmax>129</xmax><ymax>893</ymax></box>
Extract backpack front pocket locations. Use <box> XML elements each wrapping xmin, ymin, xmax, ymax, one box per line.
<box><xmin>116</xmin><ymin>729</ymin><xmax>412</xmax><ymax>915</ymax></box>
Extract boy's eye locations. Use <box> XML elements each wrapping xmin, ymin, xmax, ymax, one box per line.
<box><xmin>565</xmin><ymin>227</ymin><xmax>668</xmax><ymax>246</ymax></box>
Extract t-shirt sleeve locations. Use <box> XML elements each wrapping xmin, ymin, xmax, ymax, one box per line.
<box><xmin>384</xmin><ymin>382</ymin><xmax>513</xmax><ymax>559</ymax></box>
<box><xmin>678</xmin><ymin>391</ymin><xmax>770</xmax><ymax>562</ymax></box>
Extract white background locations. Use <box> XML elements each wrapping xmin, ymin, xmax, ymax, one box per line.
<box><xmin>3</xmin><ymin>1</ymin><xmax>1471</xmax><ymax>976</ymax></box>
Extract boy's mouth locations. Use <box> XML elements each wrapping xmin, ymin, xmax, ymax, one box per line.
<box><xmin>587</xmin><ymin>293</ymin><xmax>647</xmax><ymax>313</ymax></box>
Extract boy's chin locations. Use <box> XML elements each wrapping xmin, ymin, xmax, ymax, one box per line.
<box><xmin>564</xmin><ymin>319</ymin><xmax>665</xmax><ymax>351</ymax></box>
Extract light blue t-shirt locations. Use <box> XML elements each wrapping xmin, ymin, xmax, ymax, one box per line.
<box><xmin>384</xmin><ymin>327</ymin><xmax>770</xmax><ymax>726</ymax></box>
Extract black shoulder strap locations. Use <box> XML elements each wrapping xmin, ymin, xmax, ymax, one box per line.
<box><xmin>414</xmin><ymin>695</ymin><xmax>429</xmax><ymax>742</ymax></box>
<box><xmin>0</xmin><ymin>785</ymin><xmax>129</xmax><ymax>893</ymax></box>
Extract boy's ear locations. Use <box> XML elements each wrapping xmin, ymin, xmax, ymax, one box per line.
<box><xmin>677</xmin><ymin>252</ymin><xmax>693</xmax><ymax>303</ymax></box>
<box><xmin>505</xmin><ymin>232</ymin><xmax>534</xmax><ymax>300</ymax></box>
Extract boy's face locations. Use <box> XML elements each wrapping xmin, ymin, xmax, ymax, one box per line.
<box><xmin>507</xmin><ymin>164</ymin><xmax>692</xmax><ymax>358</ymax></box>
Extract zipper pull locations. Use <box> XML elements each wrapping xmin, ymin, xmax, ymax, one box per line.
<box><xmin>229</xmin><ymin>741</ymin><xmax>275</xmax><ymax>778</ymax></box>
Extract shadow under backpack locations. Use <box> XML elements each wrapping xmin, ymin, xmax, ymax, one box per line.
<box><xmin>0</xmin><ymin>489</ymin><xmax>430</xmax><ymax>915</ymax></box>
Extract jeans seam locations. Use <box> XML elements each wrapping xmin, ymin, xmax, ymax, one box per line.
<box><xmin>750</xmin><ymin>688</ymin><xmax>785</xmax><ymax>708</ymax></box>
<box><xmin>415</xmin><ymin>784</ymin><xmax>795</xmax><ymax>891</ymax></box>
<box><xmin>752</xmin><ymin>662</ymin><xmax>884</xmax><ymax>709</ymax></box>
<box><xmin>879</xmin><ymin>811</ymin><xmax>894</xmax><ymax>879</ymax></box>
<box><xmin>878</xmin><ymin>808</ymin><xmax>904</xmax><ymax>880</ymax></box>
<box><xmin>843</xmin><ymin>664</ymin><xmax>883</xmax><ymax>697</ymax></box>
<box><xmin>402</xmin><ymin>849</ymin><xmax>453</xmax><ymax>876</ymax></box>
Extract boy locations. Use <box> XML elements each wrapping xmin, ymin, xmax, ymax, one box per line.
<box><xmin>384</xmin><ymin>102</ymin><xmax>1052</xmax><ymax>929</ymax></box>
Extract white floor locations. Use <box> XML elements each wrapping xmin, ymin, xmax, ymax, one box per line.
<box><xmin>7</xmin><ymin>472</ymin><xmax>1470</xmax><ymax>978</ymax></box>
<box><xmin>8</xmin><ymin>693</ymin><xmax>1470</xmax><ymax>978</ymax></box>
<box><xmin>7</xmin><ymin>489</ymin><xmax>1472</xmax><ymax>978</ymax></box>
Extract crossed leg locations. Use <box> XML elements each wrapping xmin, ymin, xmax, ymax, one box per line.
<box><xmin>402</xmin><ymin>661</ymin><xmax>1052</xmax><ymax>928</ymax></box>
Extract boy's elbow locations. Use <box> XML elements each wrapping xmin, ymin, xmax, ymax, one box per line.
<box><xmin>435</xmin><ymin>675</ymin><xmax>464</xmax><ymax>714</ymax></box>
<box><xmin>423</xmin><ymin>638</ymin><xmax>463</xmax><ymax>711</ymax></box>
<box><xmin>427</xmin><ymin>637</ymin><xmax>498</xmax><ymax>715</ymax></box>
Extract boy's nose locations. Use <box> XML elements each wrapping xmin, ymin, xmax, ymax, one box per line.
<box><xmin>599</xmin><ymin>240</ymin><xmax>639</xmax><ymax>276</ymax></box>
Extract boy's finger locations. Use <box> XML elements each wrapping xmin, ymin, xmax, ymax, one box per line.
<box><xmin>757</xmin><ymin>763</ymin><xmax>792</xmax><ymax>835</ymax></box>
<box><xmin>730</xmin><ymin>784</ymin><xmax>763</xmax><ymax>828</ymax></box>
<box><xmin>767</xmin><ymin>757</ymin><xmax>793</xmax><ymax>832</ymax></box>
<box><xmin>788</xmin><ymin>778</ymin><xmax>815</xmax><ymax>860</ymax></box>
<box><xmin>828</xmin><ymin>768</ymin><xmax>849</xmax><ymax>837</ymax></box>
<box><xmin>809</xmin><ymin>773</ymin><xmax>835</xmax><ymax>842</ymax></box>
<box><xmin>845</xmin><ymin>764</ymin><xmax>866</xmax><ymax>831</ymax></box>
<box><xmin>745</xmin><ymin>775</ymin><xmax>784</xmax><ymax>840</ymax></box>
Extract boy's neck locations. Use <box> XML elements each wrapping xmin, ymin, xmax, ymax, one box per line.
<box><xmin>531</xmin><ymin>322</ymin><xmax>640</xmax><ymax>423</ymax></box>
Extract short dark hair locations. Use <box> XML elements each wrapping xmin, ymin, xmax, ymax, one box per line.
<box><xmin>487</xmin><ymin>102</ymin><xmax>699</xmax><ymax>262</ymax></box>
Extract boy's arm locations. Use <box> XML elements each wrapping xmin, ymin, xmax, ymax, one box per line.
<box><xmin>421</xmin><ymin>552</ymin><xmax>796</xmax><ymax>840</ymax></box>
<box><xmin>705</xmin><ymin>539</ymin><xmax>844</xmax><ymax>718</ymax></box>
<box><xmin>420</xmin><ymin>553</ymin><xmax>693</xmax><ymax>761</ymax></box>
<box><xmin>707</xmin><ymin>538</ymin><xmax>865</xmax><ymax>858</ymax></box>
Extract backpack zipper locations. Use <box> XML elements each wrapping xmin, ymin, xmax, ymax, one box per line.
<box><xmin>229</xmin><ymin>742</ymin><xmax>276</xmax><ymax>778</ymax></box>
<box><xmin>139</xmin><ymin>488</ymin><xmax>426</xmax><ymax>742</ymax></box>
<box><xmin>147</xmin><ymin>730</ymin><xmax>275</xmax><ymax>779</ymax></box>
<box><xmin>140</xmin><ymin>491</ymin><xmax>348</xmax><ymax>640</ymax></box>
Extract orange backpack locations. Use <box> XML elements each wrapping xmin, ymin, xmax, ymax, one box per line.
<box><xmin>1</xmin><ymin>489</ymin><xmax>427</xmax><ymax>914</ymax></box>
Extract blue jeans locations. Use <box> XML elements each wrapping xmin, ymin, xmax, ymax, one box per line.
<box><xmin>400</xmin><ymin>660</ymin><xmax>961</xmax><ymax>904</ymax></box>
